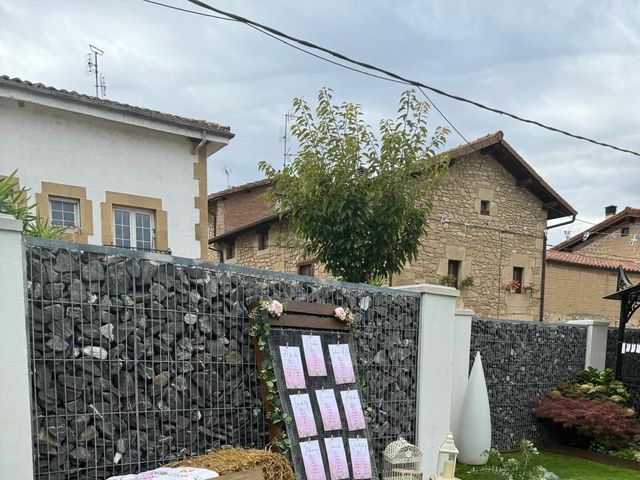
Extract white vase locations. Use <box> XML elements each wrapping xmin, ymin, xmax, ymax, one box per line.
<box><xmin>457</xmin><ymin>351</ymin><xmax>492</xmax><ymax>465</ymax></box>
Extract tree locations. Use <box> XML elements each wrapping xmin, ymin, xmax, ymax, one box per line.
<box><xmin>259</xmin><ymin>88</ymin><xmax>450</xmax><ymax>283</ymax></box>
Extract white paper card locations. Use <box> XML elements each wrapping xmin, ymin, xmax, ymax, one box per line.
<box><xmin>324</xmin><ymin>437</ymin><xmax>350</xmax><ymax>480</ymax></box>
<box><xmin>328</xmin><ymin>344</ymin><xmax>356</xmax><ymax>384</ymax></box>
<box><xmin>302</xmin><ymin>335</ymin><xmax>328</xmax><ymax>376</ymax></box>
<box><xmin>340</xmin><ymin>389</ymin><xmax>366</xmax><ymax>431</ymax></box>
<box><xmin>290</xmin><ymin>393</ymin><xmax>318</xmax><ymax>438</ymax></box>
<box><xmin>348</xmin><ymin>438</ymin><xmax>372</xmax><ymax>479</ymax></box>
<box><xmin>280</xmin><ymin>346</ymin><xmax>306</xmax><ymax>389</ymax></box>
<box><xmin>315</xmin><ymin>389</ymin><xmax>342</xmax><ymax>431</ymax></box>
<box><xmin>299</xmin><ymin>440</ymin><xmax>327</xmax><ymax>480</ymax></box>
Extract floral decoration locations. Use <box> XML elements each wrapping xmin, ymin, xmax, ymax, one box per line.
<box><xmin>334</xmin><ymin>306</ymin><xmax>356</xmax><ymax>327</ymax></box>
<box><xmin>262</xmin><ymin>299</ymin><xmax>284</xmax><ymax>318</ymax></box>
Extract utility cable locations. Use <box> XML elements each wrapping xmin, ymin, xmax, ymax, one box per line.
<box><xmin>182</xmin><ymin>0</ymin><xmax>640</xmax><ymax>157</ymax></box>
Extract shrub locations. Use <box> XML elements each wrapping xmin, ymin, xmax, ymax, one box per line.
<box><xmin>468</xmin><ymin>439</ymin><xmax>548</xmax><ymax>480</ymax></box>
<box><xmin>534</xmin><ymin>395</ymin><xmax>640</xmax><ymax>450</ymax></box>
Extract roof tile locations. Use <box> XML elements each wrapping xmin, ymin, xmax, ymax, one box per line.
<box><xmin>547</xmin><ymin>250</ymin><xmax>640</xmax><ymax>273</ymax></box>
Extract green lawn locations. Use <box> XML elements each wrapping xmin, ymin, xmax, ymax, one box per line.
<box><xmin>455</xmin><ymin>451</ymin><xmax>639</xmax><ymax>480</ymax></box>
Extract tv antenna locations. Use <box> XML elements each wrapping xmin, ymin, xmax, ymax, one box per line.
<box><xmin>85</xmin><ymin>45</ymin><xmax>106</xmax><ymax>98</ymax></box>
<box><xmin>222</xmin><ymin>167</ymin><xmax>232</xmax><ymax>188</ymax></box>
<box><xmin>563</xmin><ymin>229</ymin><xmax>572</xmax><ymax>240</ymax></box>
<box><xmin>280</xmin><ymin>112</ymin><xmax>297</xmax><ymax>166</ymax></box>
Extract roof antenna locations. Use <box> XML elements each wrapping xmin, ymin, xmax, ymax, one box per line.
<box><xmin>85</xmin><ymin>45</ymin><xmax>106</xmax><ymax>98</ymax></box>
<box><xmin>280</xmin><ymin>111</ymin><xmax>297</xmax><ymax>167</ymax></box>
<box><xmin>222</xmin><ymin>167</ymin><xmax>232</xmax><ymax>188</ymax></box>
<box><xmin>563</xmin><ymin>229</ymin><xmax>572</xmax><ymax>240</ymax></box>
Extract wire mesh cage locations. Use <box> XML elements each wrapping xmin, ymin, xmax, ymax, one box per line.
<box><xmin>382</xmin><ymin>437</ymin><xmax>422</xmax><ymax>480</ymax></box>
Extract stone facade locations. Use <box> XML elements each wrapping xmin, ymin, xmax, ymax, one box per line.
<box><xmin>544</xmin><ymin>262</ymin><xmax>640</xmax><ymax>327</ymax></box>
<box><xmin>570</xmin><ymin>218</ymin><xmax>640</xmax><ymax>261</ymax></box>
<box><xmin>209</xmin><ymin>134</ymin><xmax>574</xmax><ymax>321</ymax></box>
<box><xmin>392</xmin><ymin>152</ymin><xmax>547</xmax><ymax>320</ymax></box>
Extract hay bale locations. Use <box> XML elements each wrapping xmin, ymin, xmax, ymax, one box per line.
<box><xmin>165</xmin><ymin>448</ymin><xmax>294</xmax><ymax>480</ymax></box>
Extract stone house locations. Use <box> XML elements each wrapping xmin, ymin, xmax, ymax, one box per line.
<box><xmin>208</xmin><ymin>131</ymin><xmax>576</xmax><ymax>320</ymax></box>
<box><xmin>545</xmin><ymin>206</ymin><xmax>640</xmax><ymax>326</ymax></box>
<box><xmin>0</xmin><ymin>75</ymin><xmax>233</xmax><ymax>259</ymax></box>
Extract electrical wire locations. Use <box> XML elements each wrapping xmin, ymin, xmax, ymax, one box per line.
<box><xmin>181</xmin><ymin>0</ymin><xmax>640</xmax><ymax>157</ymax></box>
<box><xmin>140</xmin><ymin>0</ymin><xmax>471</xmax><ymax>145</ymax></box>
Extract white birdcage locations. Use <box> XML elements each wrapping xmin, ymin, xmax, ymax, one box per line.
<box><xmin>383</xmin><ymin>437</ymin><xmax>423</xmax><ymax>480</ymax></box>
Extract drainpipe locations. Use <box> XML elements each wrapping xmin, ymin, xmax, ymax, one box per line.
<box><xmin>539</xmin><ymin>214</ymin><xmax>576</xmax><ymax>321</ymax></box>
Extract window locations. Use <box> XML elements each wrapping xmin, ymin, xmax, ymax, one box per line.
<box><xmin>50</xmin><ymin>197</ymin><xmax>79</xmax><ymax>228</ymax></box>
<box><xmin>258</xmin><ymin>230</ymin><xmax>269</xmax><ymax>250</ymax></box>
<box><xmin>480</xmin><ymin>200</ymin><xmax>491</xmax><ymax>216</ymax></box>
<box><xmin>298</xmin><ymin>262</ymin><xmax>314</xmax><ymax>277</ymax></box>
<box><xmin>512</xmin><ymin>267</ymin><xmax>524</xmax><ymax>293</ymax></box>
<box><xmin>621</xmin><ymin>227</ymin><xmax>630</xmax><ymax>237</ymax></box>
<box><xmin>225</xmin><ymin>241</ymin><xmax>236</xmax><ymax>260</ymax></box>
<box><xmin>113</xmin><ymin>207</ymin><xmax>154</xmax><ymax>250</ymax></box>
<box><xmin>447</xmin><ymin>260</ymin><xmax>461</xmax><ymax>288</ymax></box>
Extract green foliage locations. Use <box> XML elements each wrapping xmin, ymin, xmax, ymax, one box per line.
<box><xmin>439</xmin><ymin>275</ymin><xmax>458</xmax><ymax>287</ymax></box>
<box><xmin>593</xmin><ymin>444</ymin><xmax>640</xmax><ymax>462</ymax></box>
<box><xmin>469</xmin><ymin>439</ymin><xmax>548</xmax><ymax>480</ymax></box>
<box><xmin>551</xmin><ymin>367</ymin><xmax>633</xmax><ymax>407</ymax></box>
<box><xmin>461</xmin><ymin>276</ymin><xmax>475</xmax><ymax>288</ymax></box>
<box><xmin>0</xmin><ymin>170</ymin><xmax>65</xmax><ymax>239</ymax></box>
<box><xmin>249</xmin><ymin>303</ymin><xmax>292</xmax><ymax>455</ymax></box>
<box><xmin>259</xmin><ymin>88</ymin><xmax>449</xmax><ymax>283</ymax></box>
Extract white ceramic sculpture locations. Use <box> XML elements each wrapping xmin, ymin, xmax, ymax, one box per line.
<box><xmin>457</xmin><ymin>351</ymin><xmax>491</xmax><ymax>465</ymax></box>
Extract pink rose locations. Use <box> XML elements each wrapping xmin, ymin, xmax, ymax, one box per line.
<box><xmin>263</xmin><ymin>299</ymin><xmax>283</xmax><ymax>318</ymax></box>
<box><xmin>334</xmin><ymin>307</ymin><xmax>347</xmax><ymax>321</ymax></box>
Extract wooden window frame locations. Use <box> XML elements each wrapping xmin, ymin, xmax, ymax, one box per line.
<box><xmin>512</xmin><ymin>267</ymin><xmax>524</xmax><ymax>293</ymax></box>
<box><xmin>298</xmin><ymin>261</ymin><xmax>315</xmax><ymax>277</ymax></box>
<box><xmin>258</xmin><ymin>229</ymin><xmax>269</xmax><ymax>251</ymax></box>
<box><xmin>447</xmin><ymin>259</ymin><xmax>461</xmax><ymax>288</ymax></box>
<box><xmin>225</xmin><ymin>241</ymin><xmax>236</xmax><ymax>260</ymax></box>
<box><xmin>480</xmin><ymin>200</ymin><xmax>491</xmax><ymax>216</ymax></box>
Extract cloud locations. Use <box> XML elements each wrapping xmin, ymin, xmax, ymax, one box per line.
<box><xmin>1</xmin><ymin>0</ymin><xmax>638</xmax><ymax>248</ymax></box>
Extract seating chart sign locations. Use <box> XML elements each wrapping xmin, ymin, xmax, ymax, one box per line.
<box><xmin>268</xmin><ymin>322</ymin><xmax>378</xmax><ymax>480</ymax></box>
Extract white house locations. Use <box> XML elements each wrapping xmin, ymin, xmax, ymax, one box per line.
<box><xmin>0</xmin><ymin>75</ymin><xmax>234</xmax><ymax>259</ymax></box>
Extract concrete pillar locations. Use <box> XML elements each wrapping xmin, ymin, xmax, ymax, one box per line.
<box><xmin>397</xmin><ymin>284</ymin><xmax>459</xmax><ymax>477</ymax></box>
<box><xmin>0</xmin><ymin>214</ymin><xmax>33</xmax><ymax>480</ymax></box>
<box><xmin>567</xmin><ymin>319</ymin><xmax>610</xmax><ymax>370</ymax></box>
<box><xmin>451</xmin><ymin>308</ymin><xmax>474</xmax><ymax>440</ymax></box>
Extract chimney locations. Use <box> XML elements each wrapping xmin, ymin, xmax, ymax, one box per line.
<box><xmin>605</xmin><ymin>205</ymin><xmax>617</xmax><ymax>218</ymax></box>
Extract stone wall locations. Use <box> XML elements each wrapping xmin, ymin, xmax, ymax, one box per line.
<box><xmin>394</xmin><ymin>152</ymin><xmax>547</xmax><ymax>320</ymax></box>
<box><xmin>572</xmin><ymin>219</ymin><xmax>640</xmax><ymax>261</ymax></box>
<box><xmin>605</xmin><ymin>328</ymin><xmax>640</xmax><ymax>416</ymax></box>
<box><xmin>214</xmin><ymin>221</ymin><xmax>331</xmax><ymax>280</ymax></box>
<box><xmin>470</xmin><ymin>317</ymin><xmax>587</xmax><ymax>451</ymax></box>
<box><xmin>24</xmin><ymin>238</ymin><xmax>420</xmax><ymax>479</ymax></box>
<box><xmin>212</xmin><ymin>184</ymin><xmax>274</xmax><ymax>233</ymax></box>
<box><xmin>544</xmin><ymin>262</ymin><xmax>640</xmax><ymax>327</ymax></box>
<box><xmin>211</xmin><ymin>151</ymin><xmax>547</xmax><ymax>320</ymax></box>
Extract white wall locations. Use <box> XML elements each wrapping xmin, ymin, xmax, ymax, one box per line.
<box><xmin>451</xmin><ymin>308</ymin><xmax>474</xmax><ymax>439</ymax></box>
<box><xmin>0</xmin><ymin>94</ymin><xmax>209</xmax><ymax>258</ymax></box>
<box><xmin>0</xmin><ymin>214</ymin><xmax>33</xmax><ymax>480</ymax></box>
<box><xmin>396</xmin><ymin>284</ymin><xmax>459</xmax><ymax>477</ymax></box>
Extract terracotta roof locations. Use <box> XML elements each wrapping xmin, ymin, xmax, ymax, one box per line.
<box><xmin>208</xmin><ymin>178</ymin><xmax>271</xmax><ymax>202</ymax></box>
<box><xmin>552</xmin><ymin>207</ymin><xmax>640</xmax><ymax>251</ymax></box>
<box><xmin>546</xmin><ymin>250</ymin><xmax>640</xmax><ymax>273</ymax></box>
<box><xmin>207</xmin><ymin>131</ymin><xmax>576</xmax><ymax>219</ymax></box>
<box><xmin>0</xmin><ymin>75</ymin><xmax>234</xmax><ymax>139</ymax></box>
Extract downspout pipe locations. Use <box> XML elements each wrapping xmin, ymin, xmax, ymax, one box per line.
<box><xmin>539</xmin><ymin>214</ymin><xmax>576</xmax><ymax>321</ymax></box>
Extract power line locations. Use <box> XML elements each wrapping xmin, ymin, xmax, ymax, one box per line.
<box><xmin>140</xmin><ymin>0</ymin><xmax>471</xmax><ymax>145</ymax></box>
<box><xmin>182</xmin><ymin>0</ymin><xmax>640</xmax><ymax>158</ymax></box>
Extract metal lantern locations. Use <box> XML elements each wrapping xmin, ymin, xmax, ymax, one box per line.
<box><xmin>435</xmin><ymin>433</ymin><xmax>459</xmax><ymax>480</ymax></box>
<box><xmin>383</xmin><ymin>437</ymin><xmax>423</xmax><ymax>480</ymax></box>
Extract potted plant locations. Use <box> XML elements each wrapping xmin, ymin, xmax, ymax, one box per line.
<box><xmin>439</xmin><ymin>275</ymin><xmax>458</xmax><ymax>287</ymax></box>
<box><xmin>461</xmin><ymin>276</ymin><xmax>474</xmax><ymax>288</ymax></box>
<box><xmin>501</xmin><ymin>280</ymin><xmax>521</xmax><ymax>294</ymax></box>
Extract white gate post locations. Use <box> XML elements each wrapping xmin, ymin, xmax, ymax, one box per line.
<box><xmin>567</xmin><ymin>319</ymin><xmax>610</xmax><ymax>370</ymax></box>
<box><xmin>0</xmin><ymin>214</ymin><xmax>33</xmax><ymax>480</ymax></box>
<box><xmin>396</xmin><ymin>284</ymin><xmax>459</xmax><ymax>476</ymax></box>
<box><xmin>451</xmin><ymin>308</ymin><xmax>474</xmax><ymax>439</ymax></box>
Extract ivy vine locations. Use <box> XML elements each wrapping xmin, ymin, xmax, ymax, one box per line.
<box><xmin>249</xmin><ymin>302</ymin><xmax>292</xmax><ymax>455</ymax></box>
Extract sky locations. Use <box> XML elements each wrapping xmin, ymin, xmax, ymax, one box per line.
<box><xmin>1</xmin><ymin>0</ymin><xmax>639</xmax><ymax>245</ymax></box>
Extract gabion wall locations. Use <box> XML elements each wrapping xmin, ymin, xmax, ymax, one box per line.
<box><xmin>605</xmin><ymin>327</ymin><xmax>640</xmax><ymax>416</ymax></box>
<box><xmin>24</xmin><ymin>238</ymin><xmax>420</xmax><ymax>480</ymax></box>
<box><xmin>469</xmin><ymin>317</ymin><xmax>587</xmax><ymax>451</ymax></box>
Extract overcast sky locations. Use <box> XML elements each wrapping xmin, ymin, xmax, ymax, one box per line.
<box><xmin>1</xmin><ymin>0</ymin><xmax>639</xmax><ymax>244</ymax></box>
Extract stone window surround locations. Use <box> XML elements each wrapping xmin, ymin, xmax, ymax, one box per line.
<box><xmin>35</xmin><ymin>181</ymin><xmax>93</xmax><ymax>244</ymax></box>
<box><xmin>101</xmin><ymin>191</ymin><xmax>168</xmax><ymax>251</ymax></box>
<box><xmin>298</xmin><ymin>260</ymin><xmax>315</xmax><ymax>277</ymax></box>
